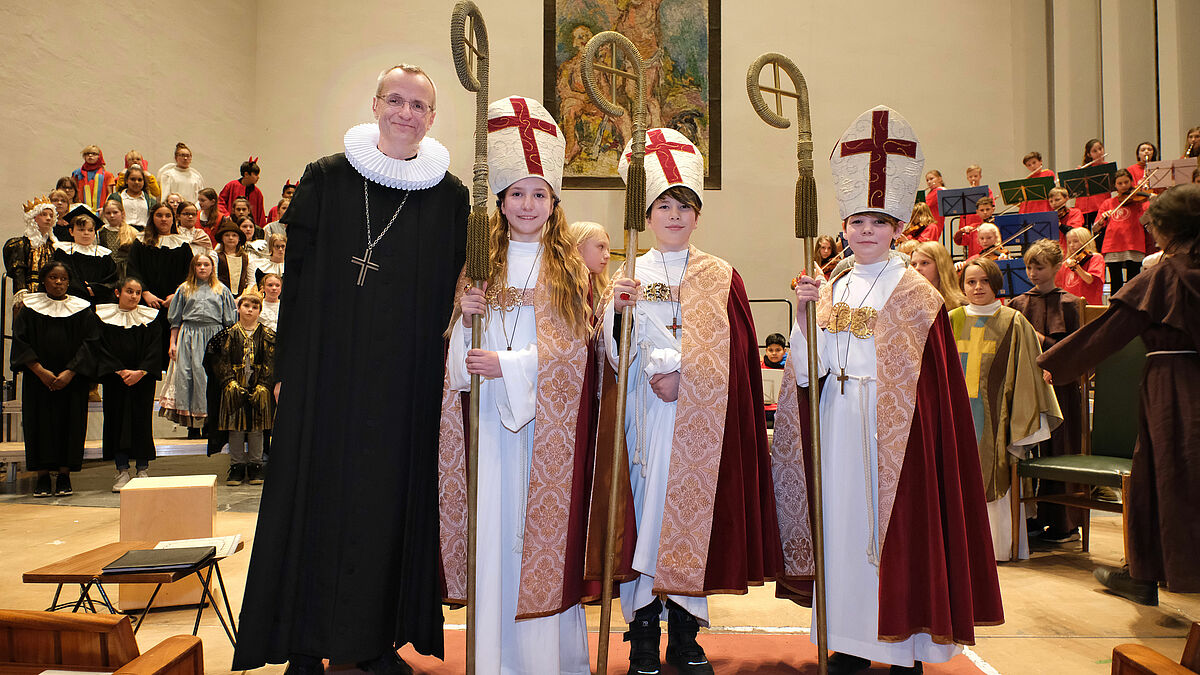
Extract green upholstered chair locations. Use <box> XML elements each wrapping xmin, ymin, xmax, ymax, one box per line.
<box><xmin>1009</xmin><ymin>332</ymin><xmax>1144</xmax><ymax>561</ymax></box>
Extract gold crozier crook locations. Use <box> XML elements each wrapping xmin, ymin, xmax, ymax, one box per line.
<box><xmin>746</xmin><ymin>52</ymin><xmax>830</xmax><ymax>675</ymax></box>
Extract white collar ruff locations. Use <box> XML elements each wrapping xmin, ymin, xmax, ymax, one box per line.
<box><xmin>344</xmin><ymin>123</ymin><xmax>449</xmax><ymax>190</ymax></box>
<box><xmin>965</xmin><ymin>299</ymin><xmax>1004</xmax><ymax>317</ymax></box>
<box><xmin>22</xmin><ymin>292</ymin><xmax>90</xmax><ymax>317</ymax></box>
<box><xmin>54</xmin><ymin>241</ymin><xmax>112</xmax><ymax>257</ymax></box>
<box><xmin>143</xmin><ymin>232</ymin><xmax>191</xmax><ymax>249</ymax></box>
<box><xmin>96</xmin><ymin>303</ymin><xmax>159</xmax><ymax>327</ymax></box>
<box><xmin>23</xmin><ymin>225</ymin><xmax>55</xmax><ymax>249</ymax></box>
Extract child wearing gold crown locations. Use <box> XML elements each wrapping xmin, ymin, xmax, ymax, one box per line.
<box><xmin>438</xmin><ymin>96</ymin><xmax>595</xmax><ymax>674</ymax></box>
<box><xmin>599</xmin><ymin>128</ymin><xmax>780</xmax><ymax>675</ymax></box>
<box><xmin>4</xmin><ymin>196</ymin><xmax>60</xmax><ymax>304</ymax></box>
<box><xmin>780</xmin><ymin>106</ymin><xmax>1003</xmax><ymax>674</ymax></box>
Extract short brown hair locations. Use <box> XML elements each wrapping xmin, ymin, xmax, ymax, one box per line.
<box><xmin>69</xmin><ymin>215</ymin><xmax>95</xmax><ymax>231</ymax></box>
<box><xmin>1048</xmin><ymin>187</ymin><xmax>1069</xmax><ymax>200</ymax></box>
<box><xmin>976</xmin><ymin>196</ymin><xmax>994</xmax><ymax>209</ymax></box>
<box><xmin>966</xmin><ymin>164</ymin><xmax>982</xmax><ymax>174</ymax></box>
<box><xmin>237</xmin><ymin>291</ymin><xmax>263</xmax><ymax>309</ymax></box>
<box><xmin>646</xmin><ymin>185</ymin><xmax>702</xmax><ymax>219</ymax></box>
<box><xmin>1024</xmin><ymin>238</ymin><xmax>1063</xmax><ymax>267</ymax></box>
<box><xmin>376</xmin><ymin>63</ymin><xmax>437</xmax><ymax>105</ymax></box>
<box><xmin>1023</xmin><ymin>151</ymin><xmax>1042</xmax><ymax>164</ymax></box>
<box><xmin>960</xmin><ymin>257</ymin><xmax>1004</xmax><ymax>294</ymax></box>
<box><xmin>1146</xmin><ymin>183</ymin><xmax>1200</xmax><ymax>262</ymax></box>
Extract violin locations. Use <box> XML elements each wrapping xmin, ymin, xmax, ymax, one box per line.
<box><xmin>902</xmin><ymin>220</ymin><xmax>926</xmax><ymax>238</ymax></box>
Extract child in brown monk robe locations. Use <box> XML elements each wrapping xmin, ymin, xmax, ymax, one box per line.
<box><xmin>1009</xmin><ymin>239</ymin><xmax>1085</xmax><ymax>543</ymax></box>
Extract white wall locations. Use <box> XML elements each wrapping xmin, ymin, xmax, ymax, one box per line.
<box><xmin>0</xmin><ymin>2</ymin><xmax>257</xmax><ymax>227</ymax></box>
<box><xmin>4</xmin><ymin>0</ymin><xmax>1198</xmax><ymax>339</ymax></box>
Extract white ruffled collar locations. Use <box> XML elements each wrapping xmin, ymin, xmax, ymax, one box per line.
<box><xmin>95</xmin><ymin>303</ymin><xmax>159</xmax><ymax>327</ymax></box>
<box><xmin>23</xmin><ymin>225</ymin><xmax>55</xmax><ymax>249</ymax></box>
<box><xmin>22</xmin><ymin>292</ymin><xmax>90</xmax><ymax>317</ymax></box>
<box><xmin>142</xmin><ymin>232</ymin><xmax>191</xmax><ymax>249</ymax></box>
<box><xmin>343</xmin><ymin>123</ymin><xmax>449</xmax><ymax>190</ymax></box>
<box><xmin>54</xmin><ymin>241</ymin><xmax>112</xmax><ymax>257</ymax></box>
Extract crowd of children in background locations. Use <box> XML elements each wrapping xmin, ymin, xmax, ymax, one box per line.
<box><xmin>6</xmin><ymin>143</ymin><xmax>289</xmax><ymax>494</ymax></box>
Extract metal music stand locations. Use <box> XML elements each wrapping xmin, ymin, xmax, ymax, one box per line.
<box><xmin>1059</xmin><ymin>163</ymin><xmax>1116</xmax><ymax>198</ymax></box>
<box><xmin>998</xmin><ymin>176</ymin><xmax>1055</xmax><ymax>207</ymax></box>
<box><xmin>995</xmin><ymin>211</ymin><xmax>1055</xmax><ymax>254</ymax></box>
<box><xmin>938</xmin><ymin>186</ymin><xmax>991</xmax><ymax>217</ymax></box>
<box><xmin>995</xmin><ymin>259</ymin><xmax>1032</xmax><ymax>298</ymax></box>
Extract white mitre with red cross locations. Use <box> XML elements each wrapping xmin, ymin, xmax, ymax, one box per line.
<box><xmin>618</xmin><ymin>128</ymin><xmax>705</xmax><ymax>206</ymax></box>
<box><xmin>487</xmin><ymin>96</ymin><xmax>565</xmax><ymax>195</ymax></box>
<box><xmin>829</xmin><ymin>105</ymin><xmax>924</xmax><ymax>223</ymax></box>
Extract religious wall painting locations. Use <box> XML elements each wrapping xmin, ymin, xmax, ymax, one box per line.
<box><xmin>544</xmin><ymin>0</ymin><xmax>721</xmax><ymax>189</ymax></box>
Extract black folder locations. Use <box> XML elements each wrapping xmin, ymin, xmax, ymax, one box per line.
<box><xmin>102</xmin><ymin>546</ymin><xmax>217</xmax><ymax>575</ymax></box>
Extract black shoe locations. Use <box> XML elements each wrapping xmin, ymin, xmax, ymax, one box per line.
<box><xmin>665</xmin><ymin>601</ymin><xmax>713</xmax><ymax>675</ymax></box>
<box><xmin>34</xmin><ymin>474</ymin><xmax>52</xmax><ymax>497</ymax></box>
<box><xmin>54</xmin><ymin>473</ymin><xmax>73</xmax><ymax>496</ymax></box>
<box><xmin>247</xmin><ymin>463</ymin><xmax>265</xmax><ymax>485</ymax></box>
<box><xmin>226</xmin><ymin>464</ymin><xmax>246</xmax><ymax>486</ymax></box>
<box><xmin>187</xmin><ymin>426</ymin><xmax>202</xmax><ymax>439</ymax></box>
<box><xmin>283</xmin><ymin>654</ymin><xmax>324</xmax><ymax>674</ymax></box>
<box><xmin>1094</xmin><ymin>565</ymin><xmax>1158</xmax><ymax>606</ymax></box>
<box><xmin>356</xmin><ymin>650</ymin><xmax>412</xmax><ymax>675</ymax></box>
<box><xmin>828</xmin><ymin>651</ymin><xmax>871</xmax><ymax>675</ymax></box>
<box><xmin>1039</xmin><ymin>528</ymin><xmax>1081</xmax><ymax>543</ymax></box>
<box><xmin>625</xmin><ymin>598</ymin><xmax>662</xmax><ymax>675</ymax></box>
<box><xmin>890</xmin><ymin>662</ymin><xmax>923</xmax><ymax>674</ymax></box>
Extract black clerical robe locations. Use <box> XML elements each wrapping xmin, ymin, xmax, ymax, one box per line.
<box><xmin>232</xmin><ymin>154</ymin><xmax>467</xmax><ymax>668</ymax></box>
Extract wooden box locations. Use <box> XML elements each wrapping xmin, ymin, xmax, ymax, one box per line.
<box><xmin>118</xmin><ymin>475</ymin><xmax>217</xmax><ymax>611</ymax></box>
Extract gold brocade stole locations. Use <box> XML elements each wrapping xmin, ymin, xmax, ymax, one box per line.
<box><xmin>436</xmin><ymin>264</ymin><xmax>587</xmax><ymax>619</ymax></box>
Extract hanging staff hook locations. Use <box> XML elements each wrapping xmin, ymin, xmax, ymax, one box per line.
<box><xmin>747</xmin><ymin>52</ymin><xmax>829</xmax><ymax>675</ymax></box>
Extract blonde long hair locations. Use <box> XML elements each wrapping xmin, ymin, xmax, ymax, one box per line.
<box><xmin>568</xmin><ymin>221</ymin><xmax>611</xmax><ymax>303</ymax></box>
<box><xmin>180</xmin><ymin>253</ymin><xmax>222</xmax><ymax>296</ymax></box>
<box><xmin>484</xmin><ymin>201</ymin><xmax>591</xmax><ymax>337</ymax></box>
<box><xmin>914</xmin><ymin>241</ymin><xmax>967</xmax><ymax>310</ymax></box>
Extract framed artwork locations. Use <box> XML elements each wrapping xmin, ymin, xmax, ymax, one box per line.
<box><xmin>544</xmin><ymin>0</ymin><xmax>721</xmax><ymax>189</ymax></box>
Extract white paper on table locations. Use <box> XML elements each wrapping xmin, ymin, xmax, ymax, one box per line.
<box><xmin>154</xmin><ymin>534</ymin><xmax>241</xmax><ymax>559</ymax></box>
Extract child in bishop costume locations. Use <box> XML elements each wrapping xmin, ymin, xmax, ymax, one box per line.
<box><xmin>601</xmin><ymin>128</ymin><xmax>780</xmax><ymax>675</ymax></box>
<box><xmin>782</xmin><ymin>106</ymin><xmax>1003</xmax><ymax>674</ymax></box>
<box><xmin>951</xmin><ymin>257</ymin><xmax>1063</xmax><ymax>561</ymax></box>
<box><xmin>438</xmin><ymin>96</ymin><xmax>594</xmax><ymax>675</ymax></box>
<box><xmin>91</xmin><ymin>277</ymin><xmax>162</xmax><ymax>492</ymax></box>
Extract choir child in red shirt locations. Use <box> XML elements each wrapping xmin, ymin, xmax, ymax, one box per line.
<box><xmin>1127</xmin><ymin>141</ymin><xmax>1157</xmax><ymax>185</ymax></box>
<box><xmin>923</xmin><ymin>169</ymin><xmax>946</xmax><ymax>234</ymax></box>
<box><xmin>954</xmin><ymin>196</ymin><xmax>995</xmax><ymax>258</ymax></box>
<box><xmin>1094</xmin><ymin>169</ymin><xmax>1150</xmax><ymax>293</ymax></box>
<box><xmin>1056</xmin><ymin>227</ymin><xmax>1106</xmax><ymax>305</ymax></box>
<box><xmin>1075</xmin><ymin>139</ymin><xmax>1112</xmax><ymax>227</ymax></box>
<box><xmin>1020</xmin><ymin>151</ymin><xmax>1056</xmax><ymax>214</ymax></box>
<box><xmin>1048</xmin><ymin>187</ymin><xmax>1084</xmax><ymax>247</ymax></box>
<box><xmin>218</xmin><ymin>158</ymin><xmax>266</xmax><ymax>228</ymax></box>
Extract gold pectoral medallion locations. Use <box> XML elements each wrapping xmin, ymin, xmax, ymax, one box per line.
<box><xmin>829</xmin><ymin>301</ymin><xmax>878</xmax><ymax>338</ymax></box>
<box><xmin>485</xmin><ymin>285</ymin><xmax>523</xmax><ymax>312</ymax></box>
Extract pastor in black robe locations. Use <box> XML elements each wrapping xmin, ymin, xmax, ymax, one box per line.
<box><xmin>89</xmin><ymin>305</ymin><xmax>162</xmax><ymax>465</ymax></box>
<box><xmin>10</xmin><ymin>294</ymin><xmax>96</xmax><ymax>472</ymax></box>
<box><xmin>232</xmin><ymin>150</ymin><xmax>467</xmax><ymax>669</ymax></box>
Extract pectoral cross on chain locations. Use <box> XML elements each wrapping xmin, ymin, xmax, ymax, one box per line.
<box><xmin>836</xmin><ymin>368</ymin><xmax>850</xmax><ymax>395</ymax></box>
<box><xmin>351</xmin><ymin>249</ymin><xmax>380</xmax><ymax>286</ymax></box>
<box><xmin>666</xmin><ymin>317</ymin><xmax>682</xmax><ymax>337</ymax></box>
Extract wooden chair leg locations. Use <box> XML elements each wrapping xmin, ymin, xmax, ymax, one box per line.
<box><xmin>1121</xmin><ymin>473</ymin><xmax>1133</xmax><ymax>564</ymax></box>
<box><xmin>1082</xmin><ymin>505</ymin><xmax>1091</xmax><ymax>553</ymax></box>
<box><xmin>1011</xmin><ymin>463</ymin><xmax>1020</xmax><ymax>561</ymax></box>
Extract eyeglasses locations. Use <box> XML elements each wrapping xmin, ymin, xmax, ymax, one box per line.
<box><xmin>376</xmin><ymin>95</ymin><xmax>434</xmax><ymax>115</ymax></box>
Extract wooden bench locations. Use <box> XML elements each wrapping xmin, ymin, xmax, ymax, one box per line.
<box><xmin>0</xmin><ymin>609</ymin><xmax>203</xmax><ymax>674</ymax></box>
<box><xmin>1112</xmin><ymin>621</ymin><xmax>1200</xmax><ymax>674</ymax></box>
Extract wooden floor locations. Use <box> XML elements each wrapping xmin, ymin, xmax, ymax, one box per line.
<box><xmin>1</xmin><ymin>452</ymin><xmax>1197</xmax><ymax>674</ymax></box>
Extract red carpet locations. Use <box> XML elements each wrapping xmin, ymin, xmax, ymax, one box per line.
<box><xmin>394</xmin><ymin>630</ymin><xmax>996</xmax><ymax>674</ymax></box>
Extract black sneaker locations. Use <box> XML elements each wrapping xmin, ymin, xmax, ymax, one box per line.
<box><xmin>226</xmin><ymin>464</ymin><xmax>246</xmax><ymax>486</ymax></box>
<box><xmin>1040</xmin><ymin>528</ymin><xmax>1081</xmax><ymax>543</ymax></box>
<box><xmin>247</xmin><ymin>463</ymin><xmax>265</xmax><ymax>485</ymax></box>
<box><xmin>665</xmin><ymin>602</ymin><xmax>713</xmax><ymax>675</ymax></box>
<box><xmin>356</xmin><ymin>650</ymin><xmax>413</xmax><ymax>675</ymax></box>
<box><xmin>890</xmin><ymin>662</ymin><xmax>923</xmax><ymax>674</ymax></box>
<box><xmin>1094</xmin><ymin>565</ymin><xmax>1158</xmax><ymax>606</ymax></box>
<box><xmin>626</xmin><ymin>599</ymin><xmax>662</xmax><ymax>675</ymax></box>
<box><xmin>54</xmin><ymin>473</ymin><xmax>73</xmax><ymax>496</ymax></box>
<box><xmin>33</xmin><ymin>474</ymin><xmax>52</xmax><ymax>497</ymax></box>
<box><xmin>828</xmin><ymin>652</ymin><xmax>871</xmax><ymax>675</ymax></box>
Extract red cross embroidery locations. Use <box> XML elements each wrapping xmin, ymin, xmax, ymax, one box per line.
<box><xmin>626</xmin><ymin>129</ymin><xmax>696</xmax><ymax>184</ymax></box>
<box><xmin>839</xmin><ymin>109</ymin><xmax>917</xmax><ymax>208</ymax></box>
<box><xmin>487</xmin><ymin>98</ymin><xmax>559</xmax><ymax>176</ymax></box>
